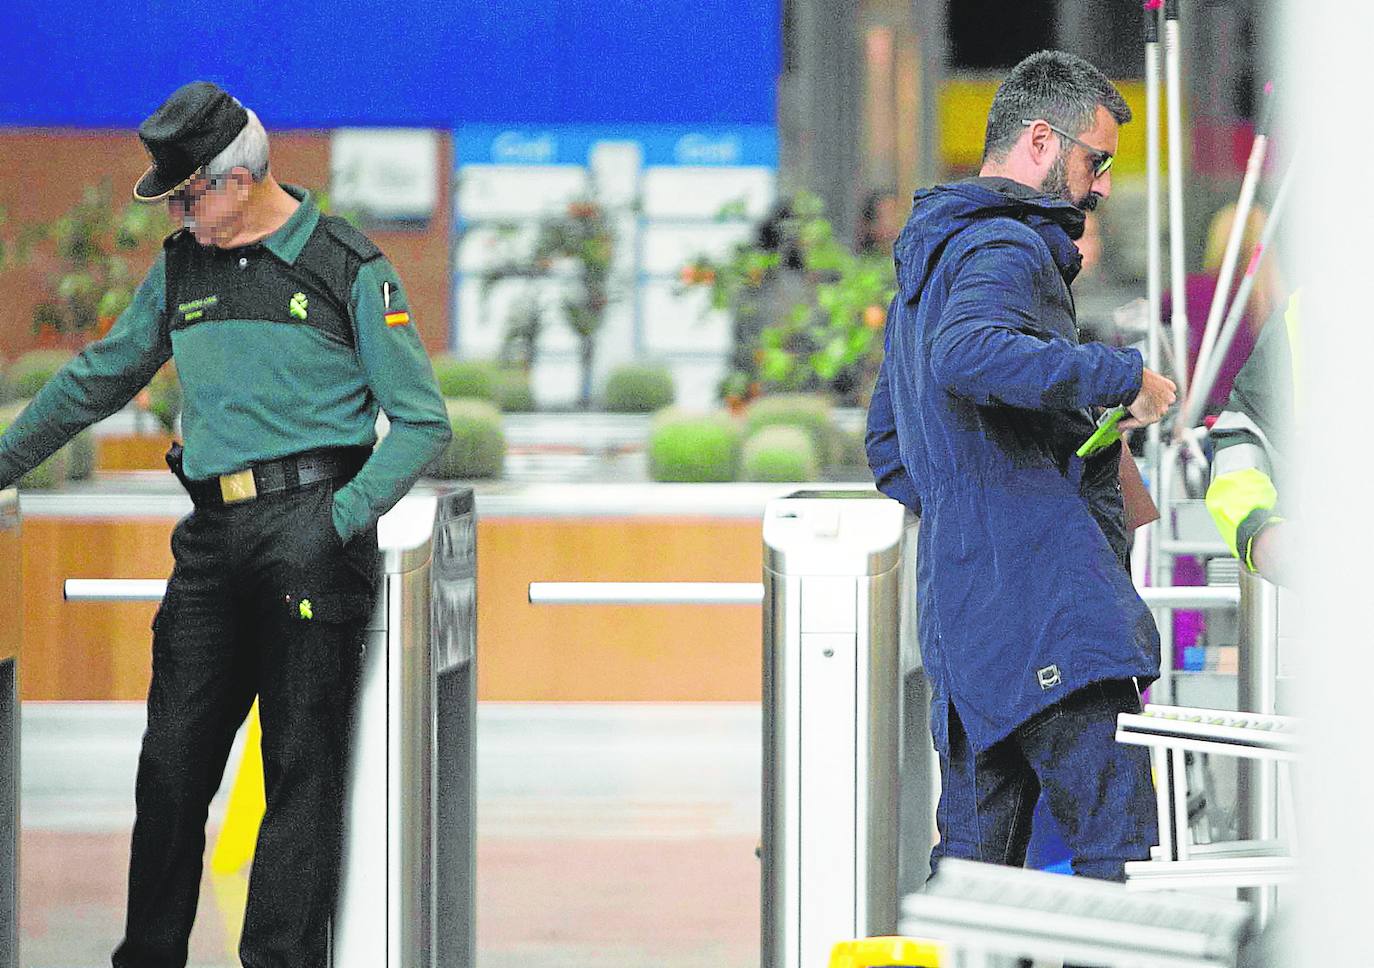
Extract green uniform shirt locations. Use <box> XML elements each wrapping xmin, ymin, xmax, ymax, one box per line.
<box><xmin>0</xmin><ymin>187</ymin><xmax>451</xmax><ymax>543</ymax></box>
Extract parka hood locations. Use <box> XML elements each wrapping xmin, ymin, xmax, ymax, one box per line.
<box><xmin>894</xmin><ymin>177</ymin><xmax>1086</xmax><ymax>300</ymax></box>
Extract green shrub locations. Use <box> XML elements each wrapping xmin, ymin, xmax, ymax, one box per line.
<box><xmin>0</xmin><ymin>360</ymin><xmax>12</xmax><ymax>404</ymax></box>
<box><xmin>0</xmin><ymin>402</ymin><xmax>70</xmax><ymax>489</ymax></box>
<box><xmin>8</xmin><ymin>350</ymin><xmax>74</xmax><ymax>399</ymax></box>
<box><xmin>603</xmin><ymin>363</ymin><xmax>675</xmax><ymax>413</ymax></box>
<box><xmin>496</xmin><ymin>368</ymin><xmax>537</xmax><ymax>413</ymax></box>
<box><xmin>65</xmin><ymin>429</ymin><xmax>97</xmax><ymax>480</ymax></box>
<box><xmin>432</xmin><ymin>356</ymin><xmax>501</xmax><ymax>403</ymax></box>
<box><xmin>648</xmin><ymin>409</ymin><xmax>740</xmax><ymax>483</ymax></box>
<box><xmin>146</xmin><ymin>363</ymin><xmax>182</xmax><ymax>433</ymax></box>
<box><xmin>740</xmin><ymin>425</ymin><xmax>818</xmax><ymax>482</ymax></box>
<box><xmin>743</xmin><ymin>393</ymin><xmax>840</xmax><ymax>466</ymax></box>
<box><xmin>836</xmin><ymin>427</ymin><xmax>868</xmax><ymax>468</ymax></box>
<box><xmin>17</xmin><ymin>447</ymin><xmax>70</xmax><ymax>489</ymax></box>
<box><xmin>428</xmin><ymin>399</ymin><xmax>505</xmax><ymax>479</ymax></box>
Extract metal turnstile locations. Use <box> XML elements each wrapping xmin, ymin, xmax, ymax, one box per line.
<box><xmin>903</xmin><ymin>858</ymin><xmax>1253</xmax><ymax>967</ymax></box>
<box><xmin>761</xmin><ymin>490</ymin><xmax>913</xmax><ymax>968</ymax></box>
<box><xmin>333</xmin><ymin>488</ymin><xmax>476</xmax><ymax>968</ymax></box>
<box><xmin>0</xmin><ymin>489</ymin><xmax>18</xmax><ymax>968</ymax></box>
<box><xmin>527</xmin><ymin>488</ymin><xmax>937</xmax><ymax>968</ymax></box>
<box><xmin>62</xmin><ymin>488</ymin><xmax>476</xmax><ymax>966</ymax></box>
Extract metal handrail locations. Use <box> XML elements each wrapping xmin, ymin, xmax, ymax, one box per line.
<box><xmin>68</xmin><ymin>576</ymin><xmax>1241</xmax><ymax>612</ymax></box>
<box><xmin>64</xmin><ymin>579</ymin><xmax>168</xmax><ymax>602</ymax></box>
<box><xmin>527</xmin><ymin>581</ymin><xmax>1237</xmax><ymax>610</ymax></box>
<box><xmin>1137</xmin><ymin>586</ymin><xmax>1237</xmax><ymax>609</ymax></box>
<box><xmin>529</xmin><ymin>581</ymin><xmax>762</xmax><ymax>605</ymax></box>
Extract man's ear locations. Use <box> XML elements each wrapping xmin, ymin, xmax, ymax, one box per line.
<box><xmin>1024</xmin><ymin>120</ymin><xmax>1055</xmax><ymax>162</ymax></box>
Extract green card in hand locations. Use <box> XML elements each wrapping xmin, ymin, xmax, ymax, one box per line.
<box><xmin>1076</xmin><ymin>405</ymin><xmax>1128</xmax><ymax>459</ymax></box>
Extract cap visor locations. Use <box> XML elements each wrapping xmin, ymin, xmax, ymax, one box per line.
<box><xmin>133</xmin><ymin>164</ymin><xmax>193</xmax><ymax>202</ymax></box>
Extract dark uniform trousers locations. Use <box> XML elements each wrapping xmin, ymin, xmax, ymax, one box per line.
<box><xmin>929</xmin><ymin>679</ymin><xmax>1159</xmax><ymax>883</ymax></box>
<box><xmin>112</xmin><ymin>476</ymin><xmax>378</xmax><ymax>968</ymax></box>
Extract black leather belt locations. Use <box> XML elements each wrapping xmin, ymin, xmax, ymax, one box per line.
<box><xmin>181</xmin><ymin>448</ymin><xmax>370</xmax><ymax>508</ymax></box>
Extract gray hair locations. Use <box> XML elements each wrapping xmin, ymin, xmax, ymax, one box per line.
<box><xmin>205</xmin><ymin>104</ymin><xmax>269</xmax><ymax>182</ymax></box>
<box><xmin>982</xmin><ymin>50</ymin><xmax>1131</xmax><ymax>163</ymax></box>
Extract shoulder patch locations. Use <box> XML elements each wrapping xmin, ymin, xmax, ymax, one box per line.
<box><xmin>320</xmin><ymin>215</ymin><xmax>383</xmax><ymax>262</ymax></box>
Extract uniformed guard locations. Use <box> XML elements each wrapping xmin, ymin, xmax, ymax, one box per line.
<box><xmin>1206</xmin><ymin>290</ymin><xmax>1301</xmax><ymax>587</ymax></box>
<box><xmin>0</xmin><ymin>81</ymin><xmax>451</xmax><ymax>966</ymax></box>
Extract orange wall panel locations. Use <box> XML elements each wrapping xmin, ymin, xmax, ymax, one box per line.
<box><xmin>18</xmin><ymin>515</ymin><xmax>766</xmax><ymax>702</ymax></box>
<box><xmin>94</xmin><ymin>434</ymin><xmax>177</xmax><ymax>472</ymax></box>
<box><xmin>20</xmin><ymin>517</ymin><xmax>170</xmax><ymax>701</ymax></box>
<box><xmin>476</xmin><ymin>518</ymin><xmax>763</xmax><ymax>702</ymax></box>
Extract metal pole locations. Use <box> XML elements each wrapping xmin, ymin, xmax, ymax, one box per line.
<box><xmin>1143</xmin><ymin>0</ymin><xmax>1165</xmax><ymax>503</ymax></box>
<box><xmin>1164</xmin><ymin>0</ymin><xmax>1190</xmax><ymax>404</ymax></box>
<box><xmin>1144</xmin><ymin>0</ymin><xmax>1164</xmax><ymax>396</ymax></box>
<box><xmin>1154</xmin><ymin>0</ymin><xmax>1187</xmax><ymax>708</ymax></box>
<box><xmin>1142</xmin><ymin>0</ymin><xmax>1172</xmax><ymax>715</ymax></box>
<box><xmin>1151</xmin><ymin>440</ymin><xmax>1178</xmax><ymax>706</ymax></box>
<box><xmin>1238</xmin><ymin>568</ymin><xmax>1280</xmax><ymax>925</ymax></box>
<box><xmin>1180</xmin><ymin>159</ymin><xmax>1296</xmax><ymax>434</ymax></box>
<box><xmin>0</xmin><ymin>488</ymin><xmax>20</xmax><ymax>968</ymax></box>
<box><xmin>1190</xmin><ymin>82</ymin><xmax>1276</xmax><ymax>402</ymax></box>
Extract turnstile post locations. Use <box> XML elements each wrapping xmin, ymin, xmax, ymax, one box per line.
<box><xmin>0</xmin><ymin>489</ymin><xmax>19</xmax><ymax>968</ymax></box>
<box><xmin>761</xmin><ymin>490</ymin><xmax>910</xmax><ymax>968</ymax></box>
<box><xmin>1237</xmin><ymin>569</ymin><xmax>1282</xmax><ymax>924</ymax></box>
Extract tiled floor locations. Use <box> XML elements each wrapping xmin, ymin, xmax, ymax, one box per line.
<box><xmin>19</xmin><ymin>703</ymin><xmax>762</xmax><ymax>968</ymax></box>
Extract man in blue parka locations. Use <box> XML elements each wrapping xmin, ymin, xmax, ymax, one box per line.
<box><xmin>866</xmin><ymin>51</ymin><xmax>1177</xmax><ymax>882</ymax></box>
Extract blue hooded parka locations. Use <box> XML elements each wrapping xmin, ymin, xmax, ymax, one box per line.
<box><xmin>866</xmin><ymin>178</ymin><xmax>1161</xmax><ymax>753</ymax></box>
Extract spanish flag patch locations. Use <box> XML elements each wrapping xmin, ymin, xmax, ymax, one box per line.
<box><xmin>384</xmin><ymin>310</ymin><xmax>411</xmax><ymax>327</ymax></box>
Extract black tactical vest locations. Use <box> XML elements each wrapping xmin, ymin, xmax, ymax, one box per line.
<box><xmin>162</xmin><ymin>214</ymin><xmax>382</xmax><ymax>349</ymax></box>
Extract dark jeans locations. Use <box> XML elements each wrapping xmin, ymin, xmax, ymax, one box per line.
<box><xmin>930</xmin><ymin>679</ymin><xmax>1158</xmax><ymax>883</ymax></box>
<box><xmin>112</xmin><ymin>480</ymin><xmax>377</xmax><ymax>968</ymax></box>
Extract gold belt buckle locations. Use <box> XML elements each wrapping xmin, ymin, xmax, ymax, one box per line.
<box><xmin>219</xmin><ymin>468</ymin><xmax>258</xmax><ymax>504</ymax></box>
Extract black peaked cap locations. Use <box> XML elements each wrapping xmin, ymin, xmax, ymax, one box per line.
<box><xmin>133</xmin><ymin>81</ymin><xmax>249</xmax><ymax>202</ymax></box>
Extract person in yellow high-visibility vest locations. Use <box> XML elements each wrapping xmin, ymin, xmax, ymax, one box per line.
<box><xmin>1206</xmin><ymin>290</ymin><xmax>1302</xmax><ymax>587</ymax></box>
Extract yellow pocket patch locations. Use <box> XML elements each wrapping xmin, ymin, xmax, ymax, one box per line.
<box><xmin>384</xmin><ymin>311</ymin><xmax>410</xmax><ymax>327</ymax></box>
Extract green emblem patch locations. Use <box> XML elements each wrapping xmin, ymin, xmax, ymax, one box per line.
<box><xmin>177</xmin><ymin>294</ymin><xmax>219</xmax><ymax>321</ymax></box>
<box><xmin>289</xmin><ymin>292</ymin><xmax>309</xmax><ymax>320</ymax></box>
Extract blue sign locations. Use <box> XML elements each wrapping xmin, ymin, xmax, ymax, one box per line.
<box><xmin>457</xmin><ymin>125</ymin><xmax>778</xmax><ymax>168</ymax></box>
<box><xmin>1</xmin><ymin>0</ymin><xmax>781</xmax><ymax>129</ymax></box>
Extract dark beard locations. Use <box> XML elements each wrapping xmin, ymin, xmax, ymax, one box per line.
<box><xmin>1041</xmin><ymin>154</ymin><xmax>1099</xmax><ymax>211</ymax></box>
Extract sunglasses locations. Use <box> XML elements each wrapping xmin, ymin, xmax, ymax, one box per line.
<box><xmin>1021</xmin><ymin>119</ymin><xmax>1115</xmax><ymax>178</ymax></box>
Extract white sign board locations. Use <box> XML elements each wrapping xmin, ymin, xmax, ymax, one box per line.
<box><xmin>331</xmin><ymin>128</ymin><xmax>439</xmax><ymax>222</ymax></box>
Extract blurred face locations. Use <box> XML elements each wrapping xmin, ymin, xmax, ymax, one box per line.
<box><xmin>1039</xmin><ymin>105</ymin><xmax>1119</xmax><ymax>212</ymax></box>
<box><xmin>167</xmin><ymin>168</ymin><xmax>250</xmax><ymax>246</ymax></box>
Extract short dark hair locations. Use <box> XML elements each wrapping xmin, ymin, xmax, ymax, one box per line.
<box><xmin>982</xmin><ymin>50</ymin><xmax>1132</xmax><ymax>163</ymax></box>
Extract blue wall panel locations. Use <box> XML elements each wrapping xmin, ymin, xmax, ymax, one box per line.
<box><xmin>0</xmin><ymin>0</ymin><xmax>780</xmax><ymax>128</ymax></box>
